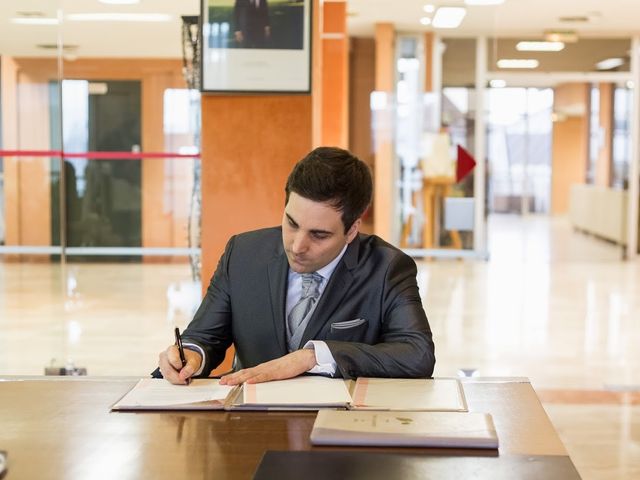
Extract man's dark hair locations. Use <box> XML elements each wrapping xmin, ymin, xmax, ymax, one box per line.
<box><xmin>285</xmin><ymin>147</ymin><xmax>373</xmax><ymax>232</ymax></box>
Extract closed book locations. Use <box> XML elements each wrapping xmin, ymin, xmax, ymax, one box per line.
<box><xmin>310</xmin><ymin>410</ymin><xmax>499</xmax><ymax>449</ymax></box>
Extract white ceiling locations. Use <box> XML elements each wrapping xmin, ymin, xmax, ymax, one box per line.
<box><xmin>348</xmin><ymin>0</ymin><xmax>640</xmax><ymax>37</ymax></box>
<box><xmin>0</xmin><ymin>0</ymin><xmax>638</xmax><ymax>58</ymax></box>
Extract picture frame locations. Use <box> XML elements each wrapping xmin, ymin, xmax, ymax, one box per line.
<box><xmin>200</xmin><ymin>0</ymin><xmax>312</xmax><ymax>93</ymax></box>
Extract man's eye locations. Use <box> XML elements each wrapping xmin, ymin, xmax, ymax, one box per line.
<box><xmin>312</xmin><ymin>233</ymin><xmax>329</xmax><ymax>240</ymax></box>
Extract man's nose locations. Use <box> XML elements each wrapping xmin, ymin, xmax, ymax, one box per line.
<box><xmin>291</xmin><ymin>233</ymin><xmax>309</xmax><ymax>254</ymax></box>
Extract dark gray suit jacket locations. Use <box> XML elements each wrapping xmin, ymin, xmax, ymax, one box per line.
<box><xmin>183</xmin><ymin>227</ymin><xmax>435</xmax><ymax>379</ymax></box>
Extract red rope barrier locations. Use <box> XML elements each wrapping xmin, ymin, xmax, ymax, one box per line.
<box><xmin>0</xmin><ymin>150</ymin><xmax>200</xmax><ymax>159</ymax></box>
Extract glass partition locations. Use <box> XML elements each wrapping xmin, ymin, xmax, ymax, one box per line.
<box><xmin>390</xmin><ymin>35</ymin><xmax>481</xmax><ymax>258</ymax></box>
<box><xmin>1</xmin><ymin>0</ymin><xmax>202</xmax><ymax>376</ymax></box>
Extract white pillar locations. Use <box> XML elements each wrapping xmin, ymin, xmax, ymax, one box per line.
<box><xmin>627</xmin><ymin>36</ymin><xmax>640</xmax><ymax>259</ymax></box>
<box><xmin>474</xmin><ymin>37</ymin><xmax>488</xmax><ymax>258</ymax></box>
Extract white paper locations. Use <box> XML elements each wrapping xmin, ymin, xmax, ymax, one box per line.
<box><xmin>114</xmin><ymin>378</ymin><xmax>234</xmax><ymax>408</ymax></box>
<box><xmin>242</xmin><ymin>376</ymin><xmax>351</xmax><ymax>406</ymax></box>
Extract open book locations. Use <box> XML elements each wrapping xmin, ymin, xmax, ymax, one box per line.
<box><xmin>111</xmin><ymin>376</ymin><xmax>467</xmax><ymax>412</ymax></box>
<box><xmin>111</xmin><ymin>376</ymin><xmax>352</xmax><ymax>411</ymax></box>
<box><xmin>351</xmin><ymin>377</ymin><xmax>467</xmax><ymax>412</ymax></box>
<box><xmin>310</xmin><ymin>410</ymin><xmax>499</xmax><ymax>449</ymax></box>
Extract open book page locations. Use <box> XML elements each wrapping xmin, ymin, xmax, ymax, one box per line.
<box><xmin>236</xmin><ymin>376</ymin><xmax>352</xmax><ymax>409</ymax></box>
<box><xmin>350</xmin><ymin>378</ymin><xmax>467</xmax><ymax>412</ymax></box>
<box><xmin>111</xmin><ymin>378</ymin><xmax>236</xmax><ymax>410</ymax></box>
<box><xmin>310</xmin><ymin>410</ymin><xmax>498</xmax><ymax>449</ymax></box>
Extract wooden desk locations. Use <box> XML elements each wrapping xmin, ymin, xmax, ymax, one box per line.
<box><xmin>0</xmin><ymin>377</ymin><xmax>577</xmax><ymax>479</ymax></box>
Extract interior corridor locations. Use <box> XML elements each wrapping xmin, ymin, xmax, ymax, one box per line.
<box><xmin>0</xmin><ymin>214</ymin><xmax>638</xmax><ymax>479</ymax></box>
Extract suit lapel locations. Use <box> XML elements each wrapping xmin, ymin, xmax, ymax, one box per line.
<box><xmin>267</xmin><ymin>248</ymin><xmax>289</xmax><ymax>354</ymax></box>
<box><xmin>299</xmin><ymin>236</ymin><xmax>360</xmax><ymax>346</ymax></box>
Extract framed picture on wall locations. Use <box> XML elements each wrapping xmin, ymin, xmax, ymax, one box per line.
<box><xmin>200</xmin><ymin>0</ymin><xmax>312</xmax><ymax>93</ymax></box>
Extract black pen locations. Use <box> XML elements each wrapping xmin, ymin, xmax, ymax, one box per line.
<box><xmin>174</xmin><ymin>327</ymin><xmax>189</xmax><ymax>383</ymax></box>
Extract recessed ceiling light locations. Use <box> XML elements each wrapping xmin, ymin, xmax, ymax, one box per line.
<box><xmin>497</xmin><ymin>59</ymin><xmax>539</xmax><ymax>69</ymax></box>
<box><xmin>11</xmin><ymin>17</ymin><xmax>59</xmax><ymax>25</ymax></box>
<box><xmin>423</xmin><ymin>4</ymin><xmax>436</xmax><ymax>13</ymax></box>
<box><xmin>420</xmin><ymin>17</ymin><xmax>432</xmax><ymax>26</ymax></box>
<box><xmin>516</xmin><ymin>41</ymin><xmax>565</xmax><ymax>52</ymax></box>
<box><xmin>595</xmin><ymin>58</ymin><xmax>625</xmax><ymax>70</ymax></box>
<box><xmin>432</xmin><ymin>7</ymin><xmax>466</xmax><ymax>29</ymax></box>
<box><xmin>544</xmin><ymin>30</ymin><xmax>578</xmax><ymax>43</ymax></box>
<box><xmin>626</xmin><ymin>80</ymin><xmax>634</xmax><ymax>89</ymax></box>
<box><xmin>465</xmin><ymin>0</ymin><xmax>505</xmax><ymax>5</ymax></box>
<box><xmin>490</xmin><ymin>79</ymin><xmax>507</xmax><ymax>88</ymax></box>
<box><xmin>66</xmin><ymin>13</ymin><xmax>171</xmax><ymax>22</ymax></box>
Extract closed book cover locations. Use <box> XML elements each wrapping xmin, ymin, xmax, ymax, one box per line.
<box><xmin>111</xmin><ymin>378</ymin><xmax>236</xmax><ymax>410</ymax></box>
<box><xmin>350</xmin><ymin>378</ymin><xmax>468</xmax><ymax>412</ymax></box>
<box><xmin>310</xmin><ymin>410</ymin><xmax>499</xmax><ymax>449</ymax></box>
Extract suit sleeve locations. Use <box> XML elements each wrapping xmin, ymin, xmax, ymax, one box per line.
<box><xmin>181</xmin><ymin>237</ymin><xmax>236</xmax><ymax>376</ymax></box>
<box><xmin>325</xmin><ymin>254</ymin><xmax>435</xmax><ymax>379</ymax></box>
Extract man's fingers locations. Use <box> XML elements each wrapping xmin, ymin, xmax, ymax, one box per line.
<box><xmin>158</xmin><ymin>350</ymin><xmax>182</xmax><ymax>384</ymax></box>
<box><xmin>159</xmin><ymin>345</ymin><xmax>202</xmax><ymax>385</ymax></box>
<box><xmin>166</xmin><ymin>345</ymin><xmax>184</xmax><ymax>370</ymax></box>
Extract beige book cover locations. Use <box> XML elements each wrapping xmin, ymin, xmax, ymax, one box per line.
<box><xmin>111</xmin><ymin>378</ymin><xmax>237</xmax><ymax>410</ymax></box>
<box><xmin>310</xmin><ymin>410</ymin><xmax>499</xmax><ymax>449</ymax></box>
<box><xmin>350</xmin><ymin>378</ymin><xmax>468</xmax><ymax>412</ymax></box>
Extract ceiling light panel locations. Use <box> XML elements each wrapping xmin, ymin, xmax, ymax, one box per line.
<box><xmin>516</xmin><ymin>41</ymin><xmax>565</xmax><ymax>52</ymax></box>
<box><xmin>66</xmin><ymin>13</ymin><xmax>171</xmax><ymax>22</ymax></box>
<box><xmin>99</xmin><ymin>0</ymin><xmax>140</xmax><ymax>4</ymax></box>
<box><xmin>595</xmin><ymin>58</ymin><xmax>625</xmax><ymax>70</ymax></box>
<box><xmin>11</xmin><ymin>17</ymin><xmax>59</xmax><ymax>25</ymax></box>
<box><xmin>465</xmin><ymin>0</ymin><xmax>505</xmax><ymax>5</ymax></box>
<box><xmin>497</xmin><ymin>59</ymin><xmax>539</xmax><ymax>69</ymax></box>
<box><xmin>432</xmin><ymin>7</ymin><xmax>466</xmax><ymax>29</ymax></box>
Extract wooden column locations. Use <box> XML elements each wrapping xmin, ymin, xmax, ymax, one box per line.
<box><xmin>373</xmin><ymin>23</ymin><xmax>395</xmax><ymax>243</ymax></box>
<box><xmin>321</xmin><ymin>1</ymin><xmax>348</xmax><ymax>147</ymax></box>
<box><xmin>595</xmin><ymin>82</ymin><xmax>614</xmax><ymax>187</ymax></box>
<box><xmin>1</xmin><ymin>57</ymin><xmax>53</xmax><ymax>251</ymax></box>
<box><xmin>551</xmin><ymin>83</ymin><xmax>590</xmax><ymax>214</ymax></box>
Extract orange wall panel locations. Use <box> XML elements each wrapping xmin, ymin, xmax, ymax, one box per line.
<box><xmin>200</xmin><ymin>95</ymin><xmax>312</xmax><ymax>281</ymax></box>
<box><xmin>200</xmin><ymin>95</ymin><xmax>312</xmax><ymax>374</ymax></box>
<box><xmin>551</xmin><ymin>83</ymin><xmax>589</xmax><ymax>215</ymax></box>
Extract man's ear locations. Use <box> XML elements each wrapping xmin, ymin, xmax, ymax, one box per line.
<box><xmin>346</xmin><ymin>218</ymin><xmax>361</xmax><ymax>243</ymax></box>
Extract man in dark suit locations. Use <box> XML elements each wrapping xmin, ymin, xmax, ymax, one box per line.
<box><xmin>158</xmin><ymin>147</ymin><xmax>435</xmax><ymax>385</ymax></box>
<box><xmin>233</xmin><ymin>0</ymin><xmax>271</xmax><ymax>48</ymax></box>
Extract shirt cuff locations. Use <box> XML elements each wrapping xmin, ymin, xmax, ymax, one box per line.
<box><xmin>303</xmin><ymin>340</ymin><xmax>337</xmax><ymax>376</ymax></box>
<box><xmin>183</xmin><ymin>342</ymin><xmax>206</xmax><ymax>376</ymax></box>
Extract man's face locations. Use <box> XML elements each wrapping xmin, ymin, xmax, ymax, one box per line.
<box><xmin>282</xmin><ymin>192</ymin><xmax>360</xmax><ymax>273</ymax></box>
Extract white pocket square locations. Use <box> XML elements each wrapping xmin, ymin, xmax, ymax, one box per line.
<box><xmin>331</xmin><ymin>318</ymin><xmax>367</xmax><ymax>330</ymax></box>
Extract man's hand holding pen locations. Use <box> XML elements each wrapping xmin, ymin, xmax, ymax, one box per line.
<box><xmin>157</xmin><ymin>329</ymin><xmax>201</xmax><ymax>385</ymax></box>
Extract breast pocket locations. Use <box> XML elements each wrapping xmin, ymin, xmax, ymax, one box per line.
<box><xmin>328</xmin><ymin>318</ymin><xmax>369</xmax><ymax>341</ymax></box>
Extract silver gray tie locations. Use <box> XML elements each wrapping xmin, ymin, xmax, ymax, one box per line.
<box><xmin>287</xmin><ymin>272</ymin><xmax>323</xmax><ymax>351</ymax></box>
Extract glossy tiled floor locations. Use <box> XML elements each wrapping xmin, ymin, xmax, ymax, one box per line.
<box><xmin>1</xmin><ymin>214</ymin><xmax>639</xmax><ymax>479</ymax></box>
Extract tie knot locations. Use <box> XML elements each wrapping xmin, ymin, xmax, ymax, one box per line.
<box><xmin>301</xmin><ymin>272</ymin><xmax>322</xmax><ymax>299</ymax></box>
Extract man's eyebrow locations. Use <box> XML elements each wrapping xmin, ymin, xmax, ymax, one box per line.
<box><xmin>285</xmin><ymin>213</ymin><xmax>299</xmax><ymax>227</ymax></box>
<box><xmin>286</xmin><ymin>213</ymin><xmax>333</xmax><ymax>236</ymax></box>
<box><xmin>310</xmin><ymin>229</ymin><xmax>333</xmax><ymax>236</ymax></box>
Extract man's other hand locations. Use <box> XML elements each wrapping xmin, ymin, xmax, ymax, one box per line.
<box><xmin>158</xmin><ymin>345</ymin><xmax>202</xmax><ymax>385</ymax></box>
<box><xmin>219</xmin><ymin>349</ymin><xmax>316</xmax><ymax>385</ymax></box>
